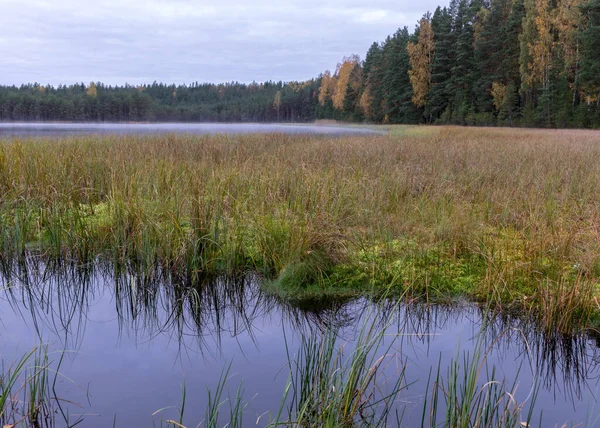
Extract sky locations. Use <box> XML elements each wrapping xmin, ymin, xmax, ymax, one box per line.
<box><xmin>0</xmin><ymin>0</ymin><xmax>441</xmax><ymax>86</ymax></box>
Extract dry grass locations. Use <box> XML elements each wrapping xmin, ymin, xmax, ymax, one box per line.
<box><xmin>1</xmin><ymin>126</ymin><xmax>600</xmax><ymax>330</ymax></box>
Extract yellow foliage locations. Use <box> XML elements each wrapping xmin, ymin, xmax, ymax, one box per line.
<box><xmin>491</xmin><ymin>82</ymin><xmax>507</xmax><ymax>111</ymax></box>
<box><xmin>273</xmin><ymin>91</ymin><xmax>282</xmax><ymax>119</ymax></box>
<box><xmin>287</xmin><ymin>81</ymin><xmax>312</xmax><ymax>92</ymax></box>
<box><xmin>332</xmin><ymin>55</ymin><xmax>362</xmax><ymax>110</ymax></box>
<box><xmin>528</xmin><ymin>0</ymin><xmax>553</xmax><ymax>88</ymax></box>
<box><xmin>407</xmin><ymin>17</ymin><xmax>434</xmax><ymax>108</ymax></box>
<box><xmin>474</xmin><ymin>7</ymin><xmax>490</xmax><ymax>43</ymax></box>
<box><xmin>359</xmin><ymin>87</ymin><xmax>373</xmax><ymax>117</ymax></box>
<box><xmin>318</xmin><ymin>70</ymin><xmax>337</xmax><ymax>106</ymax></box>
<box><xmin>86</xmin><ymin>82</ymin><xmax>97</xmax><ymax>98</ymax></box>
<box><xmin>553</xmin><ymin>0</ymin><xmax>585</xmax><ymax>74</ymax></box>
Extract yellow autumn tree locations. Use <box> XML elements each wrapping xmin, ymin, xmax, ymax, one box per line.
<box><xmin>359</xmin><ymin>87</ymin><xmax>373</xmax><ymax>118</ymax></box>
<box><xmin>529</xmin><ymin>0</ymin><xmax>553</xmax><ymax>90</ymax></box>
<box><xmin>552</xmin><ymin>0</ymin><xmax>585</xmax><ymax>104</ymax></box>
<box><xmin>491</xmin><ymin>82</ymin><xmax>507</xmax><ymax>111</ymax></box>
<box><xmin>332</xmin><ymin>55</ymin><xmax>362</xmax><ymax>110</ymax></box>
<box><xmin>86</xmin><ymin>82</ymin><xmax>97</xmax><ymax>98</ymax></box>
<box><xmin>407</xmin><ymin>16</ymin><xmax>434</xmax><ymax>108</ymax></box>
<box><xmin>318</xmin><ymin>70</ymin><xmax>337</xmax><ymax>106</ymax></box>
<box><xmin>273</xmin><ymin>90</ymin><xmax>282</xmax><ymax>121</ymax></box>
<box><xmin>553</xmin><ymin>0</ymin><xmax>584</xmax><ymax>74</ymax></box>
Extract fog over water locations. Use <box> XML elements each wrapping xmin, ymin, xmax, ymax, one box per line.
<box><xmin>0</xmin><ymin>122</ymin><xmax>382</xmax><ymax>138</ymax></box>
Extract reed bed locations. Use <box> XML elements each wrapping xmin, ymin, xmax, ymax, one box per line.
<box><xmin>1</xmin><ymin>127</ymin><xmax>600</xmax><ymax>331</ymax></box>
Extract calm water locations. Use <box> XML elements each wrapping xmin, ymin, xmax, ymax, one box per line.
<box><xmin>1</xmin><ymin>264</ymin><xmax>600</xmax><ymax>427</ymax></box>
<box><xmin>0</xmin><ymin>122</ymin><xmax>380</xmax><ymax>137</ymax></box>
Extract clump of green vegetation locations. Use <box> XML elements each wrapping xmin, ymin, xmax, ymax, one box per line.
<box><xmin>1</xmin><ymin>128</ymin><xmax>600</xmax><ymax>331</ymax></box>
<box><xmin>284</xmin><ymin>317</ymin><xmax>405</xmax><ymax>426</ymax></box>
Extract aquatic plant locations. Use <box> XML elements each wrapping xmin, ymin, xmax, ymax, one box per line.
<box><xmin>283</xmin><ymin>313</ymin><xmax>405</xmax><ymax>426</ymax></box>
<box><xmin>423</xmin><ymin>335</ymin><xmax>539</xmax><ymax>428</ymax></box>
<box><xmin>0</xmin><ymin>347</ymin><xmax>81</xmax><ymax>428</ymax></box>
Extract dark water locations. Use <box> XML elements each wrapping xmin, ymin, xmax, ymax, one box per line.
<box><xmin>0</xmin><ymin>122</ymin><xmax>380</xmax><ymax>137</ymax></box>
<box><xmin>1</xmin><ymin>264</ymin><xmax>600</xmax><ymax>427</ymax></box>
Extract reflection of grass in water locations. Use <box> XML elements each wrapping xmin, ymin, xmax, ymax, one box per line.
<box><xmin>3</xmin><ymin>266</ymin><xmax>600</xmax><ymax>426</ymax></box>
<box><xmin>282</xmin><ymin>311</ymin><xmax>405</xmax><ymax>426</ymax></box>
<box><xmin>3</xmin><ymin>263</ymin><xmax>599</xmax><ymax>421</ymax></box>
<box><xmin>165</xmin><ymin>314</ymin><xmax>542</xmax><ymax>427</ymax></box>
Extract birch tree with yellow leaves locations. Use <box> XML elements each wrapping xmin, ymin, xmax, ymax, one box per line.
<box><xmin>407</xmin><ymin>16</ymin><xmax>435</xmax><ymax>108</ymax></box>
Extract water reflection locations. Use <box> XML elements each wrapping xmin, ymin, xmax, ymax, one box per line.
<box><xmin>482</xmin><ymin>310</ymin><xmax>600</xmax><ymax>403</ymax></box>
<box><xmin>0</xmin><ymin>261</ymin><xmax>599</xmax><ymax>426</ymax></box>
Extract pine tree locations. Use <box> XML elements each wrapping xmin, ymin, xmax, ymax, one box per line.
<box><xmin>580</xmin><ymin>0</ymin><xmax>600</xmax><ymax>102</ymax></box>
<box><xmin>475</xmin><ymin>0</ymin><xmax>512</xmax><ymax>117</ymax></box>
<box><xmin>426</xmin><ymin>7</ymin><xmax>454</xmax><ymax>122</ymax></box>
<box><xmin>384</xmin><ymin>28</ymin><xmax>420</xmax><ymax>123</ymax></box>
<box><xmin>361</xmin><ymin>42</ymin><xmax>386</xmax><ymax>122</ymax></box>
<box><xmin>449</xmin><ymin>0</ymin><xmax>479</xmax><ymax>123</ymax></box>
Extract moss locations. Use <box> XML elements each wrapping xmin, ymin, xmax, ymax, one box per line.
<box><xmin>276</xmin><ymin>249</ymin><xmax>334</xmax><ymax>289</ymax></box>
<box><xmin>77</xmin><ymin>202</ymin><xmax>113</xmax><ymax>230</ymax></box>
<box><xmin>263</xmin><ymin>239</ymin><xmax>484</xmax><ymax>303</ymax></box>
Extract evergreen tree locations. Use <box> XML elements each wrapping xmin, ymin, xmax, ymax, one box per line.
<box><xmin>449</xmin><ymin>0</ymin><xmax>479</xmax><ymax>123</ymax></box>
<box><xmin>385</xmin><ymin>27</ymin><xmax>420</xmax><ymax>123</ymax></box>
<box><xmin>3</xmin><ymin>0</ymin><xmax>600</xmax><ymax>128</ymax></box>
<box><xmin>475</xmin><ymin>0</ymin><xmax>511</xmax><ymax>117</ymax></box>
<box><xmin>426</xmin><ymin>7</ymin><xmax>454</xmax><ymax>122</ymax></box>
<box><xmin>580</xmin><ymin>0</ymin><xmax>600</xmax><ymax>102</ymax></box>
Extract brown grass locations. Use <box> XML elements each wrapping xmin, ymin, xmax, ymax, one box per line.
<box><xmin>1</xmin><ymin>126</ymin><xmax>599</xmax><ymax>330</ymax></box>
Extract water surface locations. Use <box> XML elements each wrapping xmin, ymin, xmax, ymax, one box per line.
<box><xmin>1</xmin><ymin>264</ymin><xmax>600</xmax><ymax>427</ymax></box>
<box><xmin>0</xmin><ymin>122</ymin><xmax>380</xmax><ymax>138</ymax></box>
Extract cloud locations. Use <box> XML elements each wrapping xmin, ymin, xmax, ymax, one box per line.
<box><xmin>0</xmin><ymin>0</ymin><xmax>441</xmax><ymax>85</ymax></box>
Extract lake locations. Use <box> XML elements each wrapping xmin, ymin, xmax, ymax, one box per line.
<box><xmin>0</xmin><ymin>122</ymin><xmax>381</xmax><ymax>137</ymax></box>
<box><xmin>1</xmin><ymin>263</ymin><xmax>599</xmax><ymax>427</ymax></box>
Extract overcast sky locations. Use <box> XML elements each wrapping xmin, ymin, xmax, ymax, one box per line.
<box><xmin>0</xmin><ymin>0</ymin><xmax>441</xmax><ymax>86</ymax></box>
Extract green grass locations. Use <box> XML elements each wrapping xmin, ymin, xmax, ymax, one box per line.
<box><xmin>283</xmin><ymin>310</ymin><xmax>405</xmax><ymax>426</ymax></box>
<box><xmin>424</xmin><ymin>335</ymin><xmax>539</xmax><ymax>428</ymax></box>
<box><xmin>0</xmin><ymin>347</ymin><xmax>80</xmax><ymax>428</ymax></box>
<box><xmin>157</xmin><ymin>308</ymin><xmax>541</xmax><ymax>428</ymax></box>
<box><xmin>1</xmin><ymin>128</ymin><xmax>600</xmax><ymax>332</ymax></box>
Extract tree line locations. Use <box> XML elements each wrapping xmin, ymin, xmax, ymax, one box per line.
<box><xmin>1</xmin><ymin>0</ymin><xmax>599</xmax><ymax>127</ymax></box>
<box><xmin>0</xmin><ymin>81</ymin><xmax>323</xmax><ymax>123</ymax></box>
<box><xmin>320</xmin><ymin>0</ymin><xmax>600</xmax><ymax>127</ymax></box>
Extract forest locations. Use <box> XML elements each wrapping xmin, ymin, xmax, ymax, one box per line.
<box><xmin>1</xmin><ymin>0</ymin><xmax>599</xmax><ymax>127</ymax></box>
<box><xmin>0</xmin><ymin>81</ymin><xmax>322</xmax><ymax>123</ymax></box>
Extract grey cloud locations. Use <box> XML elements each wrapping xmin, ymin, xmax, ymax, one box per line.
<box><xmin>0</xmin><ymin>0</ymin><xmax>441</xmax><ymax>85</ymax></box>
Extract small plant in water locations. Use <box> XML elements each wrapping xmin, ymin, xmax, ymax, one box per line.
<box><xmin>423</xmin><ymin>333</ymin><xmax>539</xmax><ymax>428</ymax></box>
<box><xmin>0</xmin><ymin>347</ymin><xmax>80</xmax><ymax>428</ymax></box>
<box><xmin>279</xmin><ymin>304</ymin><xmax>406</xmax><ymax>427</ymax></box>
